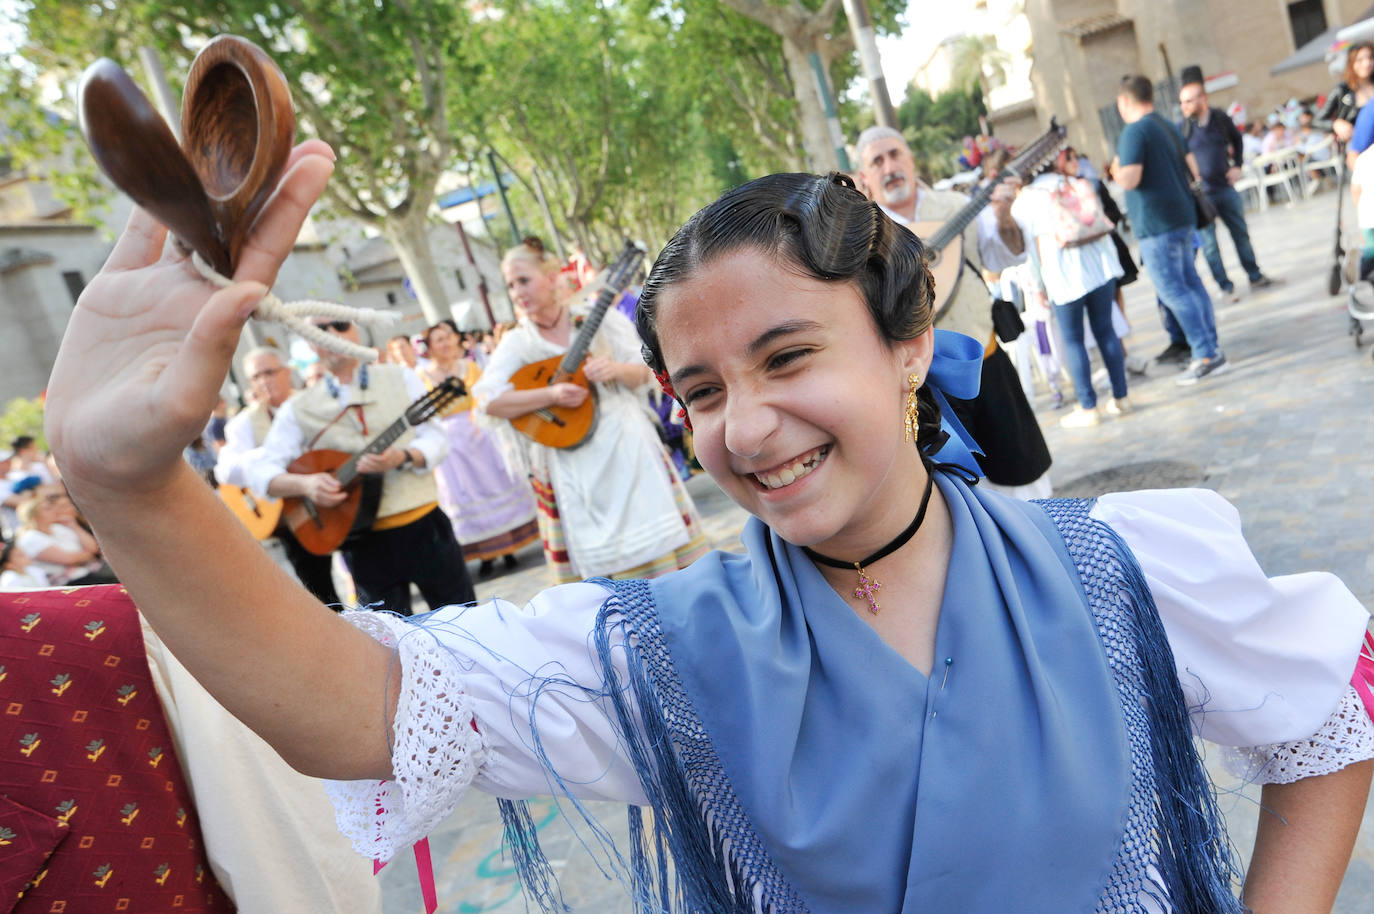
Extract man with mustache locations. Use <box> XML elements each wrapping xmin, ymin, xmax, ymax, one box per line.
<box><xmin>856</xmin><ymin>126</ymin><xmax>1052</xmax><ymax>499</ymax></box>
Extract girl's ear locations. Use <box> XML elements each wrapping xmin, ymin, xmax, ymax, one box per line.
<box><xmin>895</xmin><ymin>326</ymin><xmax>936</xmax><ymax>381</ymax></box>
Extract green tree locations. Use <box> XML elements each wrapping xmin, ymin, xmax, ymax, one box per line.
<box><xmin>0</xmin><ymin>396</ymin><xmax>47</xmax><ymax>452</ymax></box>
<box><xmin>946</xmin><ymin>33</ymin><xmax>1010</xmax><ymax>97</ymax></box>
<box><xmin>895</xmin><ymin>86</ymin><xmax>987</xmax><ymax>181</ymax></box>
<box><xmin>713</xmin><ymin>0</ymin><xmax>905</xmax><ymax>171</ymax></box>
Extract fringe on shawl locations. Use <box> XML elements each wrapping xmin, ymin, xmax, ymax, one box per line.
<box><xmin>495</xmin><ymin>578</ymin><xmax>760</xmax><ymax>914</ymax></box>
<box><xmin>1090</xmin><ymin>513</ymin><xmax>1248</xmax><ymax>913</ymax></box>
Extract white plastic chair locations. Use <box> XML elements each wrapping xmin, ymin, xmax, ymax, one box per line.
<box><xmin>1302</xmin><ymin>137</ymin><xmax>1340</xmax><ymax>195</ymax></box>
<box><xmin>1250</xmin><ymin>148</ymin><xmax>1304</xmax><ymax>206</ymax></box>
<box><xmin>1231</xmin><ymin>164</ymin><xmax>1264</xmax><ymax>210</ymax></box>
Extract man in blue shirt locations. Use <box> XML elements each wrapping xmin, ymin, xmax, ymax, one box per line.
<box><xmin>1111</xmin><ymin>75</ymin><xmax>1228</xmax><ymax>385</ymax></box>
<box><xmin>1179</xmin><ymin>76</ymin><xmax>1276</xmax><ymax>301</ymax></box>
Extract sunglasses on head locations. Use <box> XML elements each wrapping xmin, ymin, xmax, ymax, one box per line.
<box><xmin>315</xmin><ymin>320</ymin><xmax>352</xmax><ymax>332</ymax></box>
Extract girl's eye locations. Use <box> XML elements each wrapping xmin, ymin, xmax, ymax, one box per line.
<box><xmin>767</xmin><ymin>348</ymin><xmax>811</xmax><ymax>371</ymax></box>
<box><xmin>682</xmin><ymin>385</ymin><xmax>719</xmax><ymax>405</ymax></box>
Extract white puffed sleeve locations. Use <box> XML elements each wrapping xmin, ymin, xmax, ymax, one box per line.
<box><xmin>323</xmin><ymin>582</ymin><xmax>646</xmax><ymax>862</ymax></box>
<box><xmin>1090</xmin><ymin>489</ymin><xmax>1374</xmax><ymax>781</ymax></box>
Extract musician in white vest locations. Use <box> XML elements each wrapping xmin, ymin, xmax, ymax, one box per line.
<box><xmin>247</xmin><ymin>320</ymin><xmax>475</xmax><ymax>615</ymax></box>
<box><xmin>855</xmin><ymin>126</ymin><xmax>1053</xmax><ymax>500</ymax></box>
<box><xmin>215</xmin><ymin>346</ymin><xmax>340</xmax><ymax>606</ymax></box>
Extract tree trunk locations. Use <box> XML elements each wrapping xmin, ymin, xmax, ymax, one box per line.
<box><xmin>780</xmin><ymin>36</ymin><xmax>839</xmax><ymax>173</ymax></box>
<box><xmin>381</xmin><ymin>210</ymin><xmax>450</xmax><ymax>326</ymax></box>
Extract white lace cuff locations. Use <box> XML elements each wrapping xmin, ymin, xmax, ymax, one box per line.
<box><xmin>1222</xmin><ymin>684</ymin><xmax>1374</xmax><ymax>785</ymax></box>
<box><xmin>323</xmin><ymin>610</ymin><xmax>489</xmax><ymax>862</ymax></box>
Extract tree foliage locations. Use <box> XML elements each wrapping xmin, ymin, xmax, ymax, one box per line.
<box><xmin>0</xmin><ymin>396</ymin><xmax>47</xmax><ymax>453</ymax></box>
<box><xmin>7</xmin><ymin>0</ymin><xmax>931</xmax><ymax>281</ymax></box>
<box><xmin>896</xmin><ymin>86</ymin><xmax>987</xmax><ymax>181</ymax></box>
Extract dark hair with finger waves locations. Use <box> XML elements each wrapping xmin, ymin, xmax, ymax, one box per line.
<box><xmin>636</xmin><ymin>172</ymin><xmax>944</xmax><ymax>453</ymax></box>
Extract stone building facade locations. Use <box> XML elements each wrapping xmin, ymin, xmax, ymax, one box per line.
<box><xmin>1011</xmin><ymin>0</ymin><xmax>1374</xmax><ymax>163</ymax></box>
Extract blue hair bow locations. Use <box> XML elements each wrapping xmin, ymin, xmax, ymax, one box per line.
<box><xmin>925</xmin><ymin>330</ymin><xmax>985</xmax><ymax>475</ymax></box>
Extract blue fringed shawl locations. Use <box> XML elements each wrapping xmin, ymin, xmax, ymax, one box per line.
<box><xmin>499</xmin><ymin>478</ymin><xmax>1244</xmax><ymax>913</ymax></box>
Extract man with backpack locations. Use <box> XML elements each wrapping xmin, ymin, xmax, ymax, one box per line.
<box><xmin>1178</xmin><ymin>67</ymin><xmax>1278</xmax><ymax>302</ymax></box>
<box><xmin>1111</xmin><ymin>74</ymin><xmax>1229</xmax><ymax>385</ymax></box>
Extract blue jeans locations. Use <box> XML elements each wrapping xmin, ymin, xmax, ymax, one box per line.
<box><xmin>1139</xmin><ymin>226</ymin><xmax>1220</xmax><ymax>361</ymax></box>
<box><xmin>1053</xmin><ymin>279</ymin><xmax>1127</xmax><ymax>409</ymax></box>
<box><xmin>1199</xmin><ymin>185</ymin><xmax>1262</xmax><ymax>291</ymax></box>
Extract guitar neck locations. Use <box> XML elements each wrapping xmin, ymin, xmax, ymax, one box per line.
<box><xmin>922</xmin><ymin>119</ymin><xmax>1066</xmax><ymax>256</ymax></box>
<box><xmin>555</xmin><ymin>242</ymin><xmax>644</xmax><ymax>378</ymax></box>
<box><xmin>558</xmin><ymin>284</ymin><xmax>619</xmax><ymax>377</ymax></box>
<box><xmin>335</xmin><ymin>417</ymin><xmax>410</xmax><ymax>486</ymax></box>
<box><xmin>924</xmin><ymin>180</ymin><xmax>1000</xmax><ymax>253</ymax></box>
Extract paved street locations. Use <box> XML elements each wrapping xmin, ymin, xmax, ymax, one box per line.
<box><xmin>379</xmin><ymin>188</ymin><xmax>1374</xmax><ymax>912</ymax></box>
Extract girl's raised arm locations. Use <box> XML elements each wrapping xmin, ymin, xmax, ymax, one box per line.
<box><xmin>45</xmin><ymin>140</ymin><xmax>397</xmax><ymax>780</ymax></box>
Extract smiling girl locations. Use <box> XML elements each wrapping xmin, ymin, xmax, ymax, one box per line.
<box><xmin>42</xmin><ymin>151</ymin><xmax>1374</xmax><ymax>912</ymax></box>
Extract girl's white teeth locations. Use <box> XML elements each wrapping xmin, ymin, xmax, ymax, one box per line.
<box><xmin>755</xmin><ymin>447</ymin><xmax>827</xmax><ymax>490</ymax></box>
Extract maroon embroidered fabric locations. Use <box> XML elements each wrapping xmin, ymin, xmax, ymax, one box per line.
<box><xmin>0</xmin><ymin>585</ymin><xmax>233</xmax><ymax>911</ymax></box>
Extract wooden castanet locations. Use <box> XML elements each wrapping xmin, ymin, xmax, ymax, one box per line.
<box><xmin>217</xmin><ymin>484</ymin><xmax>283</xmax><ymax>541</ymax></box>
<box><xmin>280</xmin><ymin>449</ymin><xmax>374</xmax><ymax>557</ymax></box>
<box><xmin>79</xmin><ymin>35</ymin><xmax>294</xmax><ymax>276</ymax></box>
<box><xmin>506</xmin><ymin>355</ymin><xmax>599</xmax><ymax>449</ymax></box>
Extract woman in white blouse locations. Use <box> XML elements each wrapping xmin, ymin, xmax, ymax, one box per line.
<box><xmin>40</xmin><ymin>144</ymin><xmax>1373</xmax><ymax>913</ymax></box>
<box><xmin>1013</xmin><ymin>150</ymin><xmax>1130</xmax><ymax>428</ymax></box>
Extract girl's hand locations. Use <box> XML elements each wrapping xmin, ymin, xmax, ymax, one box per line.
<box><xmin>45</xmin><ymin>141</ymin><xmax>335</xmax><ymax>500</ymax></box>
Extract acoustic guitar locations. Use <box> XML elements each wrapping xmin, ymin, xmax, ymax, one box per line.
<box><xmin>282</xmin><ymin>377</ymin><xmax>465</xmax><ymax>556</ymax></box>
<box><xmin>507</xmin><ymin>241</ymin><xmax>646</xmax><ymax>450</ymax></box>
<box><xmin>217</xmin><ymin>483</ymin><xmax>282</xmax><ymax>540</ymax></box>
<box><xmin>911</xmin><ymin>119</ymin><xmax>1066</xmax><ymax>323</ymax></box>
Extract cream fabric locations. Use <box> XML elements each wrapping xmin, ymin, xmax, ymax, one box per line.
<box><xmin>140</xmin><ymin>616</ymin><xmax>381</xmax><ymax>913</ymax></box>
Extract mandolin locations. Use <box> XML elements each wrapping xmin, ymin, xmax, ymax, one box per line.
<box><xmin>217</xmin><ymin>483</ymin><xmax>283</xmax><ymax>540</ymax></box>
<box><xmin>912</xmin><ymin>119</ymin><xmax>1066</xmax><ymax>323</ymax></box>
<box><xmin>282</xmin><ymin>378</ymin><xmax>464</xmax><ymax>556</ymax></box>
<box><xmin>507</xmin><ymin>241</ymin><xmax>646</xmax><ymax>450</ymax></box>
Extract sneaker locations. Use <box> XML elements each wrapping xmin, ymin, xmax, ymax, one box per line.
<box><xmin>1250</xmin><ymin>274</ymin><xmax>1279</xmax><ymax>290</ymax></box>
<box><xmin>1105</xmin><ymin>397</ymin><xmax>1132</xmax><ymax>416</ymax></box>
<box><xmin>1125</xmin><ymin>355</ymin><xmax>1149</xmax><ymax>376</ymax></box>
<box><xmin>1059</xmin><ymin>406</ymin><xmax>1101</xmax><ymax>428</ymax></box>
<box><xmin>1154</xmin><ymin>340</ymin><xmax>1191</xmax><ymax>365</ymax></box>
<box><xmin>1050</xmin><ymin>390</ymin><xmax>1065</xmax><ymax>409</ymax></box>
<box><xmin>1218</xmin><ymin>286</ymin><xmax>1240</xmax><ymax>303</ymax></box>
<box><xmin>1174</xmin><ymin>352</ymin><xmax>1230</xmax><ymax>386</ymax></box>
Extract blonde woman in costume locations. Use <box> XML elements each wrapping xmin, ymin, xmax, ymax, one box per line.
<box><xmin>472</xmin><ymin>239</ymin><xmax>708</xmax><ymax>582</ymax></box>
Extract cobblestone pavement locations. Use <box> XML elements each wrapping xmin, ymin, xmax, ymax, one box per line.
<box><xmin>379</xmin><ymin>189</ymin><xmax>1374</xmax><ymax>912</ymax></box>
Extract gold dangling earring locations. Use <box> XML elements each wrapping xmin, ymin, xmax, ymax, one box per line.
<box><xmin>904</xmin><ymin>373</ymin><xmax>921</xmax><ymax>445</ymax></box>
